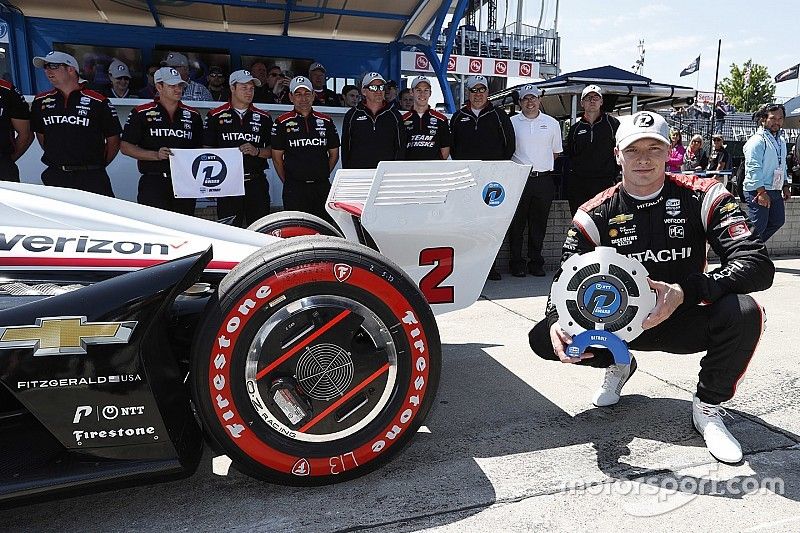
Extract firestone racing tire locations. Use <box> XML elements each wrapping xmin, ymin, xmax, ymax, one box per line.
<box><xmin>247</xmin><ymin>211</ymin><xmax>343</xmax><ymax>238</ymax></box>
<box><xmin>191</xmin><ymin>236</ymin><xmax>441</xmax><ymax>485</ymax></box>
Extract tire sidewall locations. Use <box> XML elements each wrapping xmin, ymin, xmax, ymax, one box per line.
<box><xmin>193</xmin><ymin>239</ymin><xmax>440</xmax><ymax>484</ymax></box>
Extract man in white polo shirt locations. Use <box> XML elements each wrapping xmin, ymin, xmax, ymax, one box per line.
<box><xmin>509</xmin><ymin>84</ymin><xmax>563</xmax><ymax>277</ymax></box>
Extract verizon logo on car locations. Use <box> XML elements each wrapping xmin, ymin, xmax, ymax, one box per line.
<box><xmin>0</xmin><ymin>233</ymin><xmax>171</xmax><ymax>255</ymax></box>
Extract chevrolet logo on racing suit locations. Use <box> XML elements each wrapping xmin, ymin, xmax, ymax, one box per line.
<box><xmin>608</xmin><ymin>214</ymin><xmax>633</xmax><ymax>225</ymax></box>
<box><xmin>0</xmin><ymin>316</ymin><xmax>137</xmax><ymax>356</ymax></box>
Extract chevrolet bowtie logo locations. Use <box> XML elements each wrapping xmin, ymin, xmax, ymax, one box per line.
<box><xmin>0</xmin><ymin>316</ymin><xmax>137</xmax><ymax>356</ymax></box>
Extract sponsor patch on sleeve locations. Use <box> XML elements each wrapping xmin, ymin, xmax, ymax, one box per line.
<box><xmin>727</xmin><ymin>221</ymin><xmax>752</xmax><ymax>240</ymax></box>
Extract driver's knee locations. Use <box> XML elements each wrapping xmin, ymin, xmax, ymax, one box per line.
<box><xmin>709</xmin><ymin>293</ymin><xmax>762</xmax><ymax>331</ymax></box>
<box><xmin>529</xmin><ymin>320</ymin><xmax>559</xmax><ymax>361</ymax></box>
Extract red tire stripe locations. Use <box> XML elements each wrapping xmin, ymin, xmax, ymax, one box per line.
<box><xmin>273</xmin><ymin>227</ymin><xmax>321</xmax><ymax>238</ymax></box>
<box><xmin>255</xmin><ymin>308</ymin><xmax>352</xmax><ymax>380</ymax></box>
<box><xmin>298</xmin><ymin>362</ymin><xmax>390</xmax><ymax>433</ymax></box>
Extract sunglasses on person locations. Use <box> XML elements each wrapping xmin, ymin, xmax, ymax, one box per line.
<box><xmin>208</xmin><ymin>73</ymin><xmax>224</xmax><ymax>78</ymax></box>
<box><xmin>582</xmin><ymin>95</ymin><xmax>601</xmax><ymax>102</ymax></box>
<box><xmin>44</xmin><ymin>63</ymin><xmax>67</xmax><ymax>70</ymax></box>
<box><xmin>469</xmin><ymin>86</ymin><xmax>487</xmax><ymax>93</ymax></box>
<box><xmin>365</xmin><ymin>84</ymin><xmax>386</xmax><ymax>92</ymax></box>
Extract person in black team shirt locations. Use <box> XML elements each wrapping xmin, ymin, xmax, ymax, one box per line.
<box><xmin>205</xmin><ymin>69</ymin><xmax>272</xmax><ymax>227</ymax></box>
<box><xmin>528</xmin><ymin>111</ymin><xmax>774</xmax><ymax>465</ymax></box>
<box><xmin>341</xmin><ymin>72</ymin><xmax>405</xmax><ymax>169</ymax></box>
<box><xmin>0</xmin><ymin>78</ymin><xmax>33</xmax><ymax>182</ymax></box>
<box><xmin>120</xmin><ymin>67</ymin><xmax>204</xmax><ymax>215</ymax></box>
<box><xmin>450</xmin><ymin>74</ymin><xmax>515</xmax><ymax>280</ymax></box>
<box><xmin>565</xmin><ymin>85</ymin><xmax>621</xmax><ymax>215</ymax></box>
<box><xmin>30</xmin><ymin>51</ymin><xmax>121</xmax><ymax>196</ymax></box>
<box><xmin>402</xmin><ymin>75</ymin><xmax>451</xmax><ymax>160</ymax></box>
<box><xmin>307</xmin><ymin>62</ymin><xmax>340</xmax><ymax>107</ymax></box>
<box><xmin>271</xmin><ymin>76</ymin><xmax>340</xmax><ymax>222</ymax></box>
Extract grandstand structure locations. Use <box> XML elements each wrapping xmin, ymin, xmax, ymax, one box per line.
<box><xmin>0</xmin><ymin>0</ymin><xmax>561</xmax><ymax>112</ymax></box>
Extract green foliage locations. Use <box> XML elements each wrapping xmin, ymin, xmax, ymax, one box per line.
<box><xmin>718</xmin><ymin>60</ymin><xmax>775</xmax><ymax>113</ymax></box>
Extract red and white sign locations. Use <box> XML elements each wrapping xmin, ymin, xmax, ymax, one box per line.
<box><xmin>447</xmin><ymin>56</ymin><xmax>457</xmax><ymax>72</ymax></box>
<box><xmin>469</xmin><ymin>58</ymin><xmax>483</xmax><ymax>73</ymax></box>
<box><xmin>400</xmin><ymin>51</ymin><xmax>539</xmax><ymax>79</ymax></box>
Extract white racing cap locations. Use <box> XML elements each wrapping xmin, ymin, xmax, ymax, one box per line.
<box><xmin>518</xmin><ymin>84</ymin><xmax>541</xmax><ymax>98</ymax></box>
<box><xmin>289</xmin><ymin>76</ymin><xmax>313</xmax><ymax>93</ymax></box>
<box><xmin>581</xmin><ymin>84</ymin><xmax>602</xmax><ymax>99</ymax></box>
<box><xmin>33</xmin><ymin>51</ymin><xmax>79</xmax><ymax>70</ymax></box>
<box><xmin>466</xmin><ymin>75</ymin><xmax>489</xmax><ymax>89</ymax></box>
<box><xmin>361</xmin><ymin>72</ymin><xmax>386</xmax><ymax>88</ymax></box>
<box><xmin>108</xmin><ymin>59</ymin><xmax>131</xmax><ymax>79</ymax></box>
<box><xmin>154</xmin><ymin>67</ymin><xmax>187</xmax><ymax>87</ymax></box>
<box><xmin>229</xmin><ymin>69</ymin><xmax>262</xmax><ymax>87</ymax></box>
<box><xmin>615</xmin><ymin>111</ymin><xmax>670</xmax><ymax>149</ymax></box>
<box><xmin>410</xmin><ymin>75</ymin><xmax>431</xmax><ymax>89</ymax></box>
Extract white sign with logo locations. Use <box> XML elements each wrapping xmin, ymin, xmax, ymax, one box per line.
<box><xmin>400</xmin><ymin>51</ymin><xmax>539</xmax><ymax>79</ymax></box>
<box><xmin>169</xmin><ymin>148</ymin><xmax>245</xmax><ymax>198</ymax></box>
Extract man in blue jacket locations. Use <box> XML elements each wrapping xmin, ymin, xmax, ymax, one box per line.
<box><xmin>742</xmin><ymin>103</ymin><xmax>791</xmax><ymax>242</ymax></box>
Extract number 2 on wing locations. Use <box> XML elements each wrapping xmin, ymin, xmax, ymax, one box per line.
<box><xmin>419</xmin><ymin>247</ymin><xmax>455</xmax><ymax>304</ymax></box>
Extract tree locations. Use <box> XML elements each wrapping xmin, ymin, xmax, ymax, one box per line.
<box><xmin>718</xmin><ymin>60</ymin><xmax>775</xmax><ymax>113</ymax></box>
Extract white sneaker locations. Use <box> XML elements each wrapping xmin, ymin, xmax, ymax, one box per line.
<box><xmin>592</xmin><ymin>356</ymin><xmax>637</xmax><ymax>407</ymax></box>
<box><xmin>692</xmin><ymin>395</ymin><xmax>743</xmax><ymax>464</ymax></box>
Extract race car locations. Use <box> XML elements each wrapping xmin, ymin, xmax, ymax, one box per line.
<box><xmin>0</xmin><ymin>160</ymin><xmax>530</xmax><ymax>507</ymax></box>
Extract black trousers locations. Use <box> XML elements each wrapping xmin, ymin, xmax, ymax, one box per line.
<box><xmin>282</xmin><ymin>179</ymin><xmax>333</xmax><ymax>224</ymax></box>
<box><xmin>217</xmin><ymin>174</ymin><xmax>270</xmax><ymax>228</ymax></box>
<box><xmin>42</xmin><ymin>167</ymin><xmax>114</xmax><ymax>197</ymax></box>
<box><xmin>0</xmin><ymin>156</ymin><xmax>20</xmax><ymax>182</ymax></box>
<box><xmin>137</xmin><ymin>173</ymin><xmax>196</xmax><ymax>216</ymax></box>
<box><xmin>509</xmin><ymin>174</ymin><xmax>555</xmax><ymax>270</ymax></box>
<box><xmin>528</xmin><ymin>294</ymin><xmax>763</xmax><ymax>404</ymax></box>
<box><xmin>567</xmin><ymin>175</ymin><xmax>616</xmax><ymax>216</ymax></box>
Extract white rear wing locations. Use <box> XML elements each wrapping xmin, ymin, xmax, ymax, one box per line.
<box><xmin>327</xmin><ymin>160</ymin><xmax>531</xmax><ymax>314</ymax></box>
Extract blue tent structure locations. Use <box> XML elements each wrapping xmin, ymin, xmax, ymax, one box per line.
<box><xmin>491</xmin><ymin>65</ymin><xmax>696</xmax><ymax>120</ymax></box>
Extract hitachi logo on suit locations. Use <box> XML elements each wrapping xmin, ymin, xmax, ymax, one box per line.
<box><xmin>43</xmin><ymin>115</ymin><xmax>90</xmax><ymax>126</ymax></box>
<box><xmin>627</xmin><ymin>248</ymin><xmax>692</xmax><ymax>263</ymax></box>
<box><xmin>148</xmin><ymin>128</ymin><xmax>192</xmax><ymax>138</ymax></box>
<box><xmin>289</xmin><ymin>138</ymin><xmax>325</xmax><ymax>147</ymax></box>
<box><xmin>222</xmin><ymin>132</ymin><xmax>260</xmax><ymax>142</ymax></box>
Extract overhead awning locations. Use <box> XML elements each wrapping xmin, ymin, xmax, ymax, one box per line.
<box><xmin>7</xmin><ymin>0</ymin><xmax>452</xmax><ymax>43</ymax></box>
<box><xmin>491</xmin><ymin>65</ymin><xmax>697</xmax><ymax>120</ymax></box>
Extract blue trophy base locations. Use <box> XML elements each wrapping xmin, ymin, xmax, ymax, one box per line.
<box><xmin>567</xmin><ymin>330</ymin><xmax>631</xmax><ymax>365</ymax></box>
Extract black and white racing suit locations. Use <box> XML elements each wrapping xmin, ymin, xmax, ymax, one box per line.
<box><xmin>529</xmin><ymin>173</ymin><xmax>775</xmax><ymax>404</ymax></box>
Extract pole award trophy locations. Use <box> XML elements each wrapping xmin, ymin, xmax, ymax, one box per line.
<box><xmin>550</xmin><ymin>247</ymin><xmax>656</xmax><ymax>365</ymax></box>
